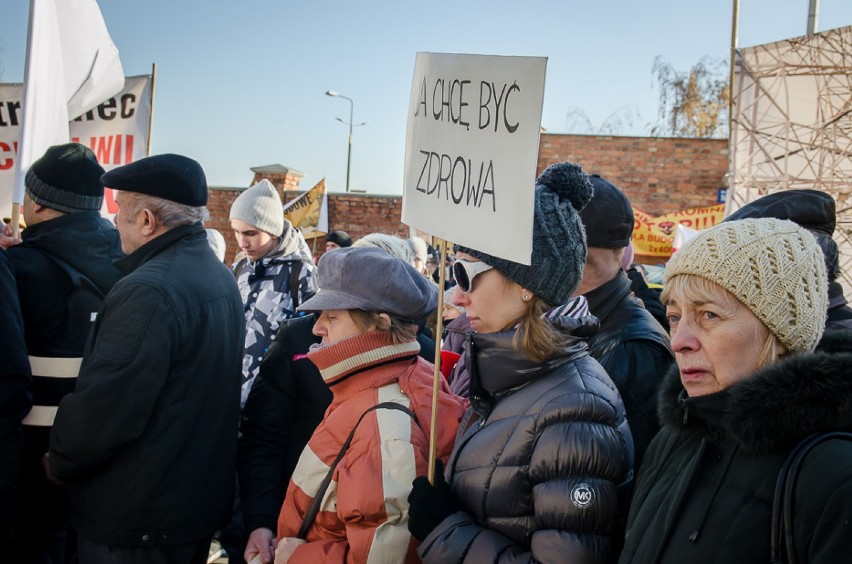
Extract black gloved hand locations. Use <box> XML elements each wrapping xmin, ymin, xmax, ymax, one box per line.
<box><xmin>407</xmin><ymin>459</ymin><xmax>460</xmax><ymax>541</ymax></box>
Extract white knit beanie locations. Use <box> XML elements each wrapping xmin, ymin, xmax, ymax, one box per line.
<box><xmin>665</xmin><ymin>218</ymin><xmax>827</xmax><ymax>354</ymax></box>
<box><xmin>229</xmin><ymin>179</ymin><xmax>285</xmax><ymax>236</ymax></box>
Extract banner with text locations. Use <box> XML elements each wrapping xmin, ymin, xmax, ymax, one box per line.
<box><xmin>1</xmin><ymin>75</ymin><xmax>152</xmax><ymax>218</ymax></box>
<box><xmin>632</xmin><ymin>204</ymin><xmax>726</xmax><ymax>258</ymax></box>
<box><xmin>401</xmin><ymin>53</ymin><xmax>546</xmax><ymax>265</ymax></box>
<box><xmin>283</xmin><ymin>178</ymin><xmax>327</xmax><ymax>237</ymax></box>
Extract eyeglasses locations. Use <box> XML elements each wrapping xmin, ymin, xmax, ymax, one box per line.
<box><xmin>452</xmin><ymin>259</ymin><xmax>493</xmax><ymax>293</ymax></box>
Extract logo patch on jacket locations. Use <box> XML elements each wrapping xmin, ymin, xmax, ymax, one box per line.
<box><xmin>571</xmin><ymin>483</ymin><xmax>595</xmax><ymax>508</ymax></box>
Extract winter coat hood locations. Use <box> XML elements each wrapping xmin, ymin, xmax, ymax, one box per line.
<box><xmin>660</xmin><ymin>329</ymin><xmax>852</xmax><ymax>455</ymax></box>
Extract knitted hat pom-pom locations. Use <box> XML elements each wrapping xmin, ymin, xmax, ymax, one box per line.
<box><xmin>536</xmin><ymin>162</ymin><xmax>594</xmax><ymax>211</ymax></box>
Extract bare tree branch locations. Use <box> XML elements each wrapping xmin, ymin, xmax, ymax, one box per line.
<box><xmin>651</xmin><ymin>56</ymin><xmax>729</xmax><ymax>138</ymax></box>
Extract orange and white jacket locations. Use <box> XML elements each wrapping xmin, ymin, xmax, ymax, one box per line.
<box><xmin>277</xmin><ymin>331</ymin><xmax>466</xmax><ymax>563</ymax></box>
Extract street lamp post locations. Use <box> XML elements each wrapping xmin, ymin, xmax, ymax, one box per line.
<box><xmin>325</xmin><ymin>90</ymin><xmax>365</xmax><ymax>193</ymax></box>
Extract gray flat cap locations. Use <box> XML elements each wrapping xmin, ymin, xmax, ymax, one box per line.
<box><xmin>298</xmin><ymin>247</ymin><xmax>437</xmax><ymax>321</ymax></box>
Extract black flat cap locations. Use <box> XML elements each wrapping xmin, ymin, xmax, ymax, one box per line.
<box><xmin>101</xmin><ymin>154</ymin><xmax>208</xmax><ymax>206</ymax></box>
<box><xmin>580</xmin><ymin>174</ymin><xmax>634</xmax><ymax>249</ymax></box>
<box><xmin>724</xmin><ymin>189</ymin><xmax>835</xmax><ymax>235</ymax></box>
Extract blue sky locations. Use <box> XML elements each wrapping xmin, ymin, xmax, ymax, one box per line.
<box><xmin>1</xmin><ymin>1</ymin><xmax>850</xmax><ymax>194</ymax></box>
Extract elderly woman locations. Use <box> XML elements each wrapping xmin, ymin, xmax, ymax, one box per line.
<box><xmin>273</xmin><ymin>247</ymin><xmax>466</xmax><ymax>563</ymax></box>
<box><xmin>239</xmin><ymin>233</ymin><xmax>438</xmax><ymax>564</ymax></box>
<box><xmin>407</xmin><ymin>162</ymin><xmax>634</xmax><ymax>562</ymax></box>
<box><xmin>619</xmin><ymin>218</ymin><xmax>852</xmax><ymax>563</ymax></box>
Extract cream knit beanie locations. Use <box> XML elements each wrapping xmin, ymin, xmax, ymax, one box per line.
<box><xmin>229</xmin><ymin>179</ymin><xmax>285</xmax><ymax>236</ymax></box>
<box><xmin>665</xmin><ymin>218</ymin><xmax>827</xmax><ymax>353</ymax></box>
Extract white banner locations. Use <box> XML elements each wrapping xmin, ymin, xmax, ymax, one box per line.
<box><xmin>1</xmin><ymin>75</ymin><xmax>152</xmax><ymax>218</ymax></box>
<box><xmin>401</xmin><ymin>53</ymin><xmax>546</xmax><ymax>265</ymax></box>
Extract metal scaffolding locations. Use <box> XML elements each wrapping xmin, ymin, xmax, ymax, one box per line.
<box><xmin>728</xmin><ymin>25</ymin><xmax>852</xmax><ymax>291</ymax></box>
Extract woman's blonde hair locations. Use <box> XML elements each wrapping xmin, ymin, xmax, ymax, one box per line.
<box><xmin>487</xmin><ymin>272</ymin><xmax>566</xmax><ymax>363</ymax></box>
<box><xmin>512</xmin><ymin>296</ymin><xmax>568</xmax><ymax>364</ymax></box>
<box><xmin>662</xmin><ymin>274</ymin><xmax>784</xmax><ymax>368</ymax></box>
<box><xmin>348</xmin><ymin>310</ymin><xmax>417</xmax><ymax>345</ymax></box>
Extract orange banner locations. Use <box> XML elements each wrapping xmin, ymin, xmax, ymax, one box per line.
<box><xmin>632</xmin><ymin>204</ymin><xmax>725</xmax><ymax>257</ymax></box>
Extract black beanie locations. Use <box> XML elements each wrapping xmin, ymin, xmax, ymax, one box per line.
<box><xmin>327</xmin><ymin>230</ymin><xmax>353</xmax><ymax>247</ymax></box>
<box><xmin>25</xmin><ymin>143</ymin><xmax>105</xmax><ymax>213</ymax></box>
<box><xmin>101</xmin><ymin>154</ymin><xmax>208</xmax><ymax>206</ymax></box>
<box><xmin>455</xmin><ymin>161</ymin><xmax>592</xmax><ymax>306</ymax></box>
<box><xmin>724</xmin><ymin>189</ymin><xmax>835</xmax><ymax>236</ymax></box>
<box><xmin>724</xmin><ymin>189</ymin><xmax>839</xmax><ymax>280</ymax></box>
<box><xmin>579</xmin><ymin>174</ymin><xmax>634</xmax><ymax>248</ymax></box>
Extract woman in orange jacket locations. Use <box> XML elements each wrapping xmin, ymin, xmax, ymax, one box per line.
<box><xmin>274</xmin><ymin>247</ymin><xmax>466</xmax><ymax>563</ymax></box>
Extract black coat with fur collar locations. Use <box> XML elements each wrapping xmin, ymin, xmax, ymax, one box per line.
<box><xmin>619</xmin><ymin>330</ymin><xmax>852</xmax><ymax>564</ymax></box>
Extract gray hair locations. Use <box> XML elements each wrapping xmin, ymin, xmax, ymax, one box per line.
<box><xmin>352</xmin><ymin>233</ymin><xmax>415</xmax><ymax>265</ymax></box>
<box><xmin>123</xmin><ymin>192</ymin><xmax>208</xmax><ymax>229</ymax></box>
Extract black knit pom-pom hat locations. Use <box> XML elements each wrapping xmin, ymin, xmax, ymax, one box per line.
<box><xmin>455</xmin><ymin>161</ymin><xmax>593</xmax><ymax>306</ymax></box>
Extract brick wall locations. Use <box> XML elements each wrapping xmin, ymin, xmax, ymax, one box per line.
<box><xmin>538</xmin><ymin>133</ymin><xmax>729</xmax><ymax>215</ymax></box>
<box><xmin>207</xmin><ymin>134</ymin><xmax>729</xmax><ymax>264</ymax></box>
<box><xmin>207</xmin><ymin>187</ymin><xmax>244</xmax><ymax>264</ymax></box>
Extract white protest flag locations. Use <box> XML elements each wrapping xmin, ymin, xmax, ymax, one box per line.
<box><xmin>11</xmin><ymin>0</ymin><xmax>124</xmax><ymax>212</ymax></box>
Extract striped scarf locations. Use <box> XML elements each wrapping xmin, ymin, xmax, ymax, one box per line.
<box><xmin>307</xmin><ymin>331</ymin><xmax>420</xmax><ymax>387</ymax></box>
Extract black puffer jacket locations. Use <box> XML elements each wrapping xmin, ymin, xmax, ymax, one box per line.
<box><xmin>585</xmin><ymin>271</ymin><xmax>674</xmax><ymax>470</ymax></box>
<box><xmin>49</xmin><ymin>223</ymin><xmax>244</xmax><ymax>547</ymax></box>
<box><xmin>418</xmin><ymin>317</ymin><xmax>633</xmax><ymax>563</ymax></box>
<box><xmin>620</xmin><ymin>331</ymin><xmax>852</xmax><ymax>564</ymax></box>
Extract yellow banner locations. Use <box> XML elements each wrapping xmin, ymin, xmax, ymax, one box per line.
<box><xmin>632</xmin><ymin>204</ymin><xmax>726</xmax><ymax>257</ymax></box>
<box><xmin>283</xmin><ymin>179</ymin><xmax>325</xmax><ymax>234</ymax></box>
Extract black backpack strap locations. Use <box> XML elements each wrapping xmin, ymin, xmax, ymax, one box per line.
<box><xmin>289</xmin><ymin>260</ymin><xmax>303</xmax><ymax>310</ymax></box>
<box><xmin>296</xmin><ymin>401</ymin><xmax>420</xmax><ymax>540</ymax></box>
<box><xmin>770</xmin><ymin>431</ymin><xmax>852</xmax><ymax>564</ymax></box>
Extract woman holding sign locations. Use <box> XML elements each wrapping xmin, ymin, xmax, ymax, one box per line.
<box><xmin>407</xmin><ymin>162</ymin><xmax>634</xmax><ymax>563</ymax></box>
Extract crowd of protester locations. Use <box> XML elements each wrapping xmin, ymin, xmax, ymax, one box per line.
<box><xmin>2</xmin><ymin>142</ymin><xmax>851</xmax><ymax>564</ymax></box>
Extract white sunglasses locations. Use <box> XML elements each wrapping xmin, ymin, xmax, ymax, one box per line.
<box><xmin>453</xmin><ymin>259</ymin><xmax>493</xmax><ymax>293</ymax></box>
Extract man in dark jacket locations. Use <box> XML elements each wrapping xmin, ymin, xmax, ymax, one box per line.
<box><xmin>48</xmin><ymin>154</ymin><xmax>245</xmax><ymax>564</ymax></box>
<box><xmin>724</xmin><ymin>188</ymin><xmax>852</xmax><ymax>330</ymax></box>
<box><xmin>576</xmin><ymin>174</ymin><xmax>674</xmax><ymax>471</ymax></box>
<box><xmin>6</xmin><ymin>143</ymin><xmax>123</xmax><ymax>563</ymax></box>
<box><xmin>0</xmin><ymin>250</ymin><xmax>31</xmax><ymax>551</ymax></box>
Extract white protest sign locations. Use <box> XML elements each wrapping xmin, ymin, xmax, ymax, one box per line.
<box><xmin>1</xmin><ymin>75</ymin><xmax>152</xmax><ymax>219</ymax></box>
<box><xmin>402</xmin><ymin>53</ymin><xmax>546</xmax><ymax>265</ymax></box>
